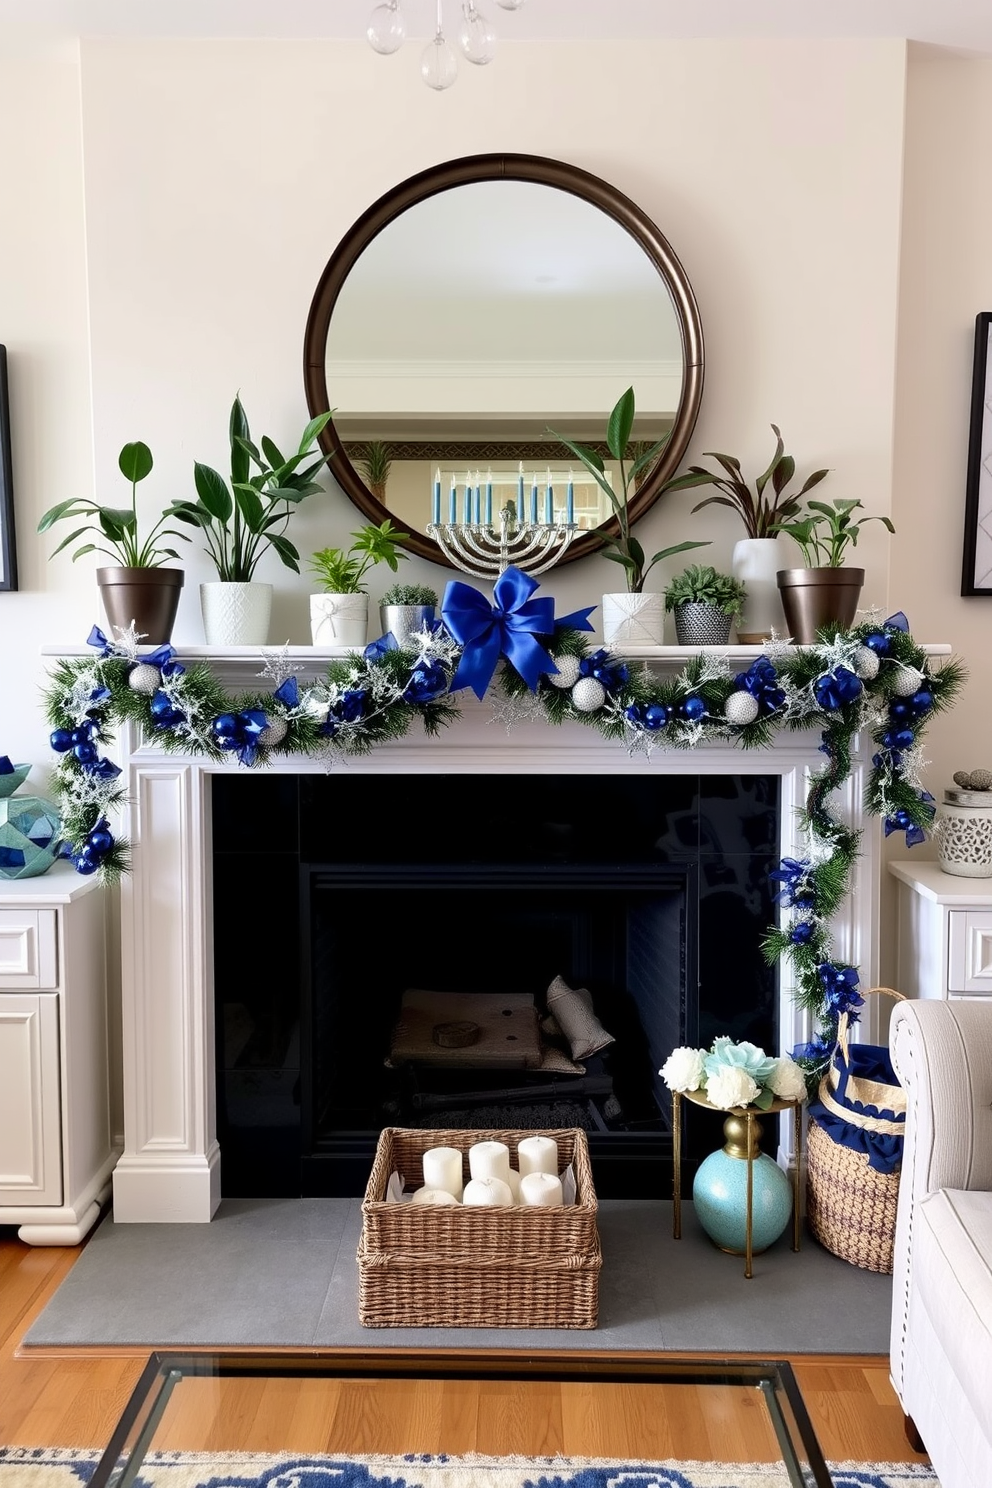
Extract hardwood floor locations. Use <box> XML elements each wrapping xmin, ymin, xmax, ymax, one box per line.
<box><xmin>0</xmin><ymin>1228</ymin><xmax>930</xmax><ymax>1468</ymax></box>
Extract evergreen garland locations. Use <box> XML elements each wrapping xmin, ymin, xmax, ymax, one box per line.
<box><xmin>41</xmin><ymin>595</ymin><xmax>965</xmax><ymax>1089</ymax></box>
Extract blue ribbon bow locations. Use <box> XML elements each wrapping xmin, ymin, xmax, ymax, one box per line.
<box><xmin>732</xmin><ymin>657</ymin><xmax>786</xmax><ymax>715</ymax></box>
<box><xmin>212</xmin><ymin>710</ymin><xmax>268</xmax><ymax>767</ymax></box>
<box><xmin>578</xmin><ymin>649</ymin><xmax>629</xmax><ymax>693</ymax></box>
<box><xmin>364</xmin><ymin>633</ymin><xmax>399</xmax><ymax>662</ymax></box>
<box><xmin>272</xmin><ymin>677</ymin><xmax>300</xmax><ymax>708</ymax></box>
<box><xmin>86</xmin><ymin>625</ymin><xmax>113</xmax><ymax>655</ymax></box>
<box><xmin>814</xmin><ymin>666</ymin><xmax>863</xmax><ymax>712</ymax></box>
<box><xmin>320</xmin><ymin>689</ymin><xmax>368</xmax><ymax>737</ymax></box>
<box><xmin>768</xmin><ymin>857</ymin><xmax>816</xmax><ymax>910</ymax></box>
<box><xmin>817</xmin><ymin>961</ymin><xmax>863</xmax><ymax>1019</ymax></box>
<box><xmin>442</xmin><ymin>567</ymin><xmax>560</xmax><ymax>700</ymax></box>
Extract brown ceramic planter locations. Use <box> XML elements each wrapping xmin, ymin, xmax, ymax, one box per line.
<box><xmin>776</xmin><ymin>567</ymin><xmax>864</xmax><ymax>644</ymax></box>
<box><xmin>96</xmin><ymin>566</ymin><xmax>184</xmax><ymax>645</ymax></box>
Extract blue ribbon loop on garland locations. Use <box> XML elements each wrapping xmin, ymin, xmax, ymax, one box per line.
<box><xmin>442</xmin><ymin>566</ymin><xmax>562</xmax><ymax>700</ymax></box>
<box><xmin>272</xmin><ymin>677</ymin><xmax>300</xmax><ymax>708</ymax></box>
<box><xmin>212</xmin><ymin>709</ymin><xmax>268</xmax><ymax>766</ymax></box>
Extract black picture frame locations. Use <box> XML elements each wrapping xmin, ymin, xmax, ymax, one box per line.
<box><xmin>0</xmin><ymin>346</ymin><xmax>16</xmax><ymax>592</ymax></box>
<box><xmin>962</xmin><ymin>311</ymin><xmax>992</xmax><ymax>596</ymax></box>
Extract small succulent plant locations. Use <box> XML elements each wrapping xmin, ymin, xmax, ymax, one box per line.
<box><xmin>953</xmin><ymin>770</ymin><xmax>992</xmax><ymax>791</ymax></box>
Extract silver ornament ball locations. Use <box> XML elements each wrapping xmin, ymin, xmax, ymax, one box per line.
<box><xmin>258</xmin><ymin>718</ymin><xmax>288</xmax><ymax>749</ymax></box>
<box><xmin>571</xmin><ymin>676</ymin><xmax>606</xmax><ymax>713</ymax></box>
<box><xmin>548</xmin><ymin>655</ymin><xmax>581</xmax><ymax>689</ymax></box>
<box><xmin>891</xmin><ymin>664</ymin><xmax>925</xmax><ymax>696</ymax></box>
<box><xmin>853</xmin><ymin>646</ymin><xmax>880</xmax><ymax>680</ymax></box>
<box><xmin>128</xmin><ymin>663</ymin><xmax>161</xmax><ymax>695</ymax></box>
<box><xmin>723</xmin><ymin>690</ymin><xmax>760</xmax><ymax>726</ymax></box>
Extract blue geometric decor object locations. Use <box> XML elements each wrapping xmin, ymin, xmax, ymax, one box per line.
<box><xmin>692</xmin><ymin>1112</ymin><xmax>793</xmax><ymax>1256</ymax></box>
<box><xmin>0</xmin><ymin>755</ymin><xmax>61</xmax><ymax>879</ymax></box>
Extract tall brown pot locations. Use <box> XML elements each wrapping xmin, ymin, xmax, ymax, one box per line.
<box><xmin>776</xmin><ymin>567</ymin><xmax>864</xmax><ymax>644</ymax></box>
<box><xmin>96</xmin><ymin>566</ymin><xmax>184</xmax><ymax>645</ymax></box>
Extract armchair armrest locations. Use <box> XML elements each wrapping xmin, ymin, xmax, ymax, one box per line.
<box><xmin>889</xmin><ymin>998</ymin><xmax>992</xmax><ymax>1401</ymax></box>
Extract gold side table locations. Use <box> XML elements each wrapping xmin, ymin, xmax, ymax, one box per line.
<box><xmin>672</xmin><ymin>1089</ymin><xmax>803</xmax><ymax>1279</ymax></box>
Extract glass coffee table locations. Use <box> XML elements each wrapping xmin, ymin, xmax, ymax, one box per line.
<box><xmin>89</xmin><ymin>1349</ymin><xmax>834</xmax><ymax>1488</ymax></box>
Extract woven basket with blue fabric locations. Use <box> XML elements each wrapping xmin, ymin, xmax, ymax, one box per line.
<box><xmin>805</xmin><ymin>986</ymin><xmax>906</xmax><ymax>1273</ymax></box>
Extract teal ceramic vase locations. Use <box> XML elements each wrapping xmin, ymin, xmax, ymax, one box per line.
<box><xmin>0</xmin><ymin>757</ymin><xmax>62</xmax><ymax>879</ymax></box>
<box><xmin>692</xmin><ymin>1111</ymin><xmax>793</xmax><ymax>1255</ymax></box>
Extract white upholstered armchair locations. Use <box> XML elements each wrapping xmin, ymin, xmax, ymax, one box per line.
<box><xmin>888</xmin><ymin>998</ymin><xmax>992</xmax><ymax>1488</ymax></box>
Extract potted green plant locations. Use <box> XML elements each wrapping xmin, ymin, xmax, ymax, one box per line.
<box><xmin>663</xmin><ymin>563</ymin><xmax>747</xmax><ymax>646</ymax></box>
<box><xmin>356</xmin><ymin>440</ymin><xmax>393</xmax><ymax>503</ymax></box>
<box><xmin>167</xmin><ymin>396</ymin><xmax>334</xmax><ymax>645</ymax></box>
<box><xmin>548</xmin><ymin>386</ymin><xmax>709</xmax><ymax>645</ymax></box>
<box><xmin>308</xmin><ymin>520</ymin><xmax>409</xmax><ymax>646</ymax></box>
<box><xmin>770</xmin><ymin>498</ymin><xmax>895</xmax><ymax>643</ymax></box>
<box><xmin>379</xmin><ymin>581</ymin><xmax>439</xmax><ymax>647</ymax></box>
<box><xmin>38</xmin><ymin>441</ymin><xmax>189</xmax><ymax>644</ymax></box>
<box><xmin>659</xmin><ymin>426</ymin><xmax>830</xmax><ymax>643</ymax></box>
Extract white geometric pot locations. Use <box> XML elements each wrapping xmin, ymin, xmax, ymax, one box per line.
<box><xmin>601</xmin><ymin>591</ymin><xmax>666</xmax><ymax>647</ymax></box>
<box><xmin>199</xmin><ymin>581</ymin><xmax>272</xmax><ymax>647</ymax></box>
<box><xmin>936</xmin><ymin>797</ymin><xmax>992</xmax><ymax>878</ymax></box>
<box><xmin>310</xmin><ymin>592</ymin><xmax>369</xmax><ymax>647</ymax></box>
<box><xmin>732</xmin><ymin>537</ymin><xmax>786</xmax><ymax>643</ymax></box>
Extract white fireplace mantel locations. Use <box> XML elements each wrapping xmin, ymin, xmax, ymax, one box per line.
<box><xmin>47</xmin><ymin>641</ymin><xmax>945</xmax><ymax>1225</ymax></box>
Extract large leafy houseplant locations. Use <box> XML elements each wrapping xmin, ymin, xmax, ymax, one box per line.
<box><xmin>38</xmin><ymin>441</ymin><xmax>189</xmax><ymax>568</ymax></box>
<box><xmin>168</xmin><ymin>397</ymin><xmax>334</xmax><ymax>581</ymax></box>
<box><xmin>772</xmin><ymin>498</ymin><xmax>896</xmax><ymax>644</ymax></box>
<box><xmin>660</xmin><ymin>424</ymin><xmax>830</xmax><ymax>539</ymax></box>
<box><xmin>549</xmin><ymin>386</ymin><xmax>708</xmax><ymax>593</ymax></box>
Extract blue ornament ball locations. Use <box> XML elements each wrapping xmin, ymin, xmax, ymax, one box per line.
<box><xmin>88</xmin><ymin>826</ymin><xmax>114</xmax><ymax>855</ymax></box>
<box><xmin>50</xmin><ymin>729</ymin><xmax>74</xmax><ymax>753</ymax></box>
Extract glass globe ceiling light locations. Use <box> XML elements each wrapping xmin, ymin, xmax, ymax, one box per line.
<box><xmin>459</xmin><ymin>1</ymin><xmax>496</xmax><ymax>64</ymax></box>
<box><xmin>421</xmin><ymin>2</ymin><xmax>459</xmax><ymax>89</ymax></box>
<box><xmin>368</xmin><ymin>0</ymin><xmax>513</xmax><ymax>88</ymax></box>
<box><xmin>367</xmin><ymin>0</ymin><xmax>406</xmax><ymax>53</ymax></box>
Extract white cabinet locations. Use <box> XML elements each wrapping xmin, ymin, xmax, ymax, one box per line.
<box><xmin>0</xmin><ymin>866</ymin><xmax>119</xmax><ymax>1243</ymax></box>
<box><xmin>890</xmin><ymin>860</ymin><xmax>992</xmax><ymax>1001</ymax></box>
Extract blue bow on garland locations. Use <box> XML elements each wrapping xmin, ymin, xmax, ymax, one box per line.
<box><xmin>814</xmin><ymin>665</ymin><xmax>863</xmax><ymax>712</ymax></box>
<box><xmin>861</xmin><ymin>611</ymin><xmax>910</xmax><ymax>655</ymax></box>
<box><xmin>442</xmin><ymin>567</ymin><xmax>579</xmax><ymax>701</ymax></box>
<box><xmin>732</xmin><ymin>657</ymin><xmax>786</xmax><ymax>715</ymax></box>
<box><xmin>212</xmin><ymin>710</ymin><xmax>268</xmax><ymax>766</ymax></box>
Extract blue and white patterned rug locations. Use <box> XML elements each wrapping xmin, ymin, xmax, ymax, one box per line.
<box><xmin>0</xmin><ymin>1448</ymin><xmax>939</xmax><ymax>1488</ymax></box>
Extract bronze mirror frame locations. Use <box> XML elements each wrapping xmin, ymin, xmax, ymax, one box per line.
<box><xmin>303</xmin><ymin>152</ymin><xmax>704</xmax><ymax>568</ymax></box>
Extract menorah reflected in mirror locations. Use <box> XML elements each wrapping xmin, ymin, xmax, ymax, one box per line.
<box><xmin>426</xmin><ymin>464</ymin><xmax>584</xmax><ymax>577</ymax></box>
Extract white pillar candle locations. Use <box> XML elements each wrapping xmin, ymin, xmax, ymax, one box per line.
<box><xmin>410</xmin><ymin>1186</ymin><xmax>461</xmax><ymax>1206</ymax></box>
<box><xmin>423</xmin><ymin>1145</ymin><xmax>463</xmax><ymax>1200</ymax></box>
<box><xmin>517</xmin><ymin>1135</ymin><xmax>559</xmax><ymax>1177</ymax></box>
<box><xmin>520</xmin><ymin>1171</ymin><xmax>564</xmax><ymax>1207</ymax></box>
<box><xmin>463</xmin><ymin>1176</ymin><xmax>513</xmax><ymax>1207</ymax></box>
<box><xmin>469</xmin><ymin>1140</ymin><xmax>511</xmax><ymax>1184</ymax></box>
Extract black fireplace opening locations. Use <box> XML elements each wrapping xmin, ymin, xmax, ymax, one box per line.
<box><xmin>211</xmin><ymin>772</ymin><xmax>780</xmax><ymax>1199</ymax></box>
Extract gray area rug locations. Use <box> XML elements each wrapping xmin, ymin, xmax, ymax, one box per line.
<box><xmin>23</xmin><ymin>1198</ymin><xmax>892</xmax><ymax>1353</ymax></box>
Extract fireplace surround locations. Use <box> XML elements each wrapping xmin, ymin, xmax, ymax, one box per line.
<box><xmin>211</xmin><ymin>770</ymin><xmax>781</xmax><ymax>1199</ymax></box>
<box><xmin>103</xmin><ymin>645</ymin><xmax>882</xmax><ymax>1224</ymax></box>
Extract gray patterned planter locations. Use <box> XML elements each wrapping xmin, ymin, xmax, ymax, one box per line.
<box><xmin>673</xmin><ymin>602</ymin><xmax>733</xmax><ymax>646</ymax></box>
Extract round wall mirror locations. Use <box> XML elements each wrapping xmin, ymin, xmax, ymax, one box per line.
<box><xmin>304</xmin><ymin>153</ymin><xmax>704</xmax><ymax>567</ymax></box>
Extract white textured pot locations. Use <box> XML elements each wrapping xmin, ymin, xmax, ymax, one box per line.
<box><xmin>199</xmin><ymin>581</ymin><xmax>272</xmax><ymax>646</ymax></box>
<box><xmin>732</xmin><ymin>537</ymin><xmax>786</xmax><ymax>643</ymax></box>
<box><xmin>310</xmin><ymin>592</ymin><xmax>369</xmax><ymax>647</ymax></box>
<box><xmin>602</xmin><ymin>591</ymin><xmax>666</xmax><ymax>646</ymax></box>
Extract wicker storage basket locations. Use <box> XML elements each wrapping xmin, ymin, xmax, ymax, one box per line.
<box><xmin>805</xmin><ymin>987</ymin><xmax>906</xmax><ymax>1274</ymax></box>
<box><xmin>805</xmin><ymin>1115</ymin><xmax>900</xmax><ymax>1273</ymax></box>
<box><xmin>358</xmin><ymin>1126</ymin><xmax>600</xmax><ymax>1328</ymax></box>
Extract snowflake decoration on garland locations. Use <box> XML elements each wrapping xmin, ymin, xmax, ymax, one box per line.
<box><xmin>41</xmin><ymin>580</ymin><xmax>965</xmax><ymax>1092</ymax></box>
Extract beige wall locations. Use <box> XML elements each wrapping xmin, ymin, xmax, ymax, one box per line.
<box><xmin>5</xmin><ymin>33</ymin><xmax>984</xmax><ymax>927</ymax></box>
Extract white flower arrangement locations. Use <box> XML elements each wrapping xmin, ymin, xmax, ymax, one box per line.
<box><xmin>660</xmin><ymin>1035</ymin><xmax>808</xmax><ymax>1111</ymax></box>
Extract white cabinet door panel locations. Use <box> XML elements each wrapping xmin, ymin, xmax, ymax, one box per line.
<box><xmin>0</xmin><ymin>994</ymin><xmax>62</xmax><ymax>1202</ymax></box>
<box><xmin>948</xmin><ymin>910</ymin><xmax>992</xmax><ymax>994</ymax></box>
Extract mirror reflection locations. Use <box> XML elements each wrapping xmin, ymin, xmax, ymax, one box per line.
<box><xmin>305</xmin><ymin>155</ymin><xmax>704</xmax><ymax>566</ymax></box>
